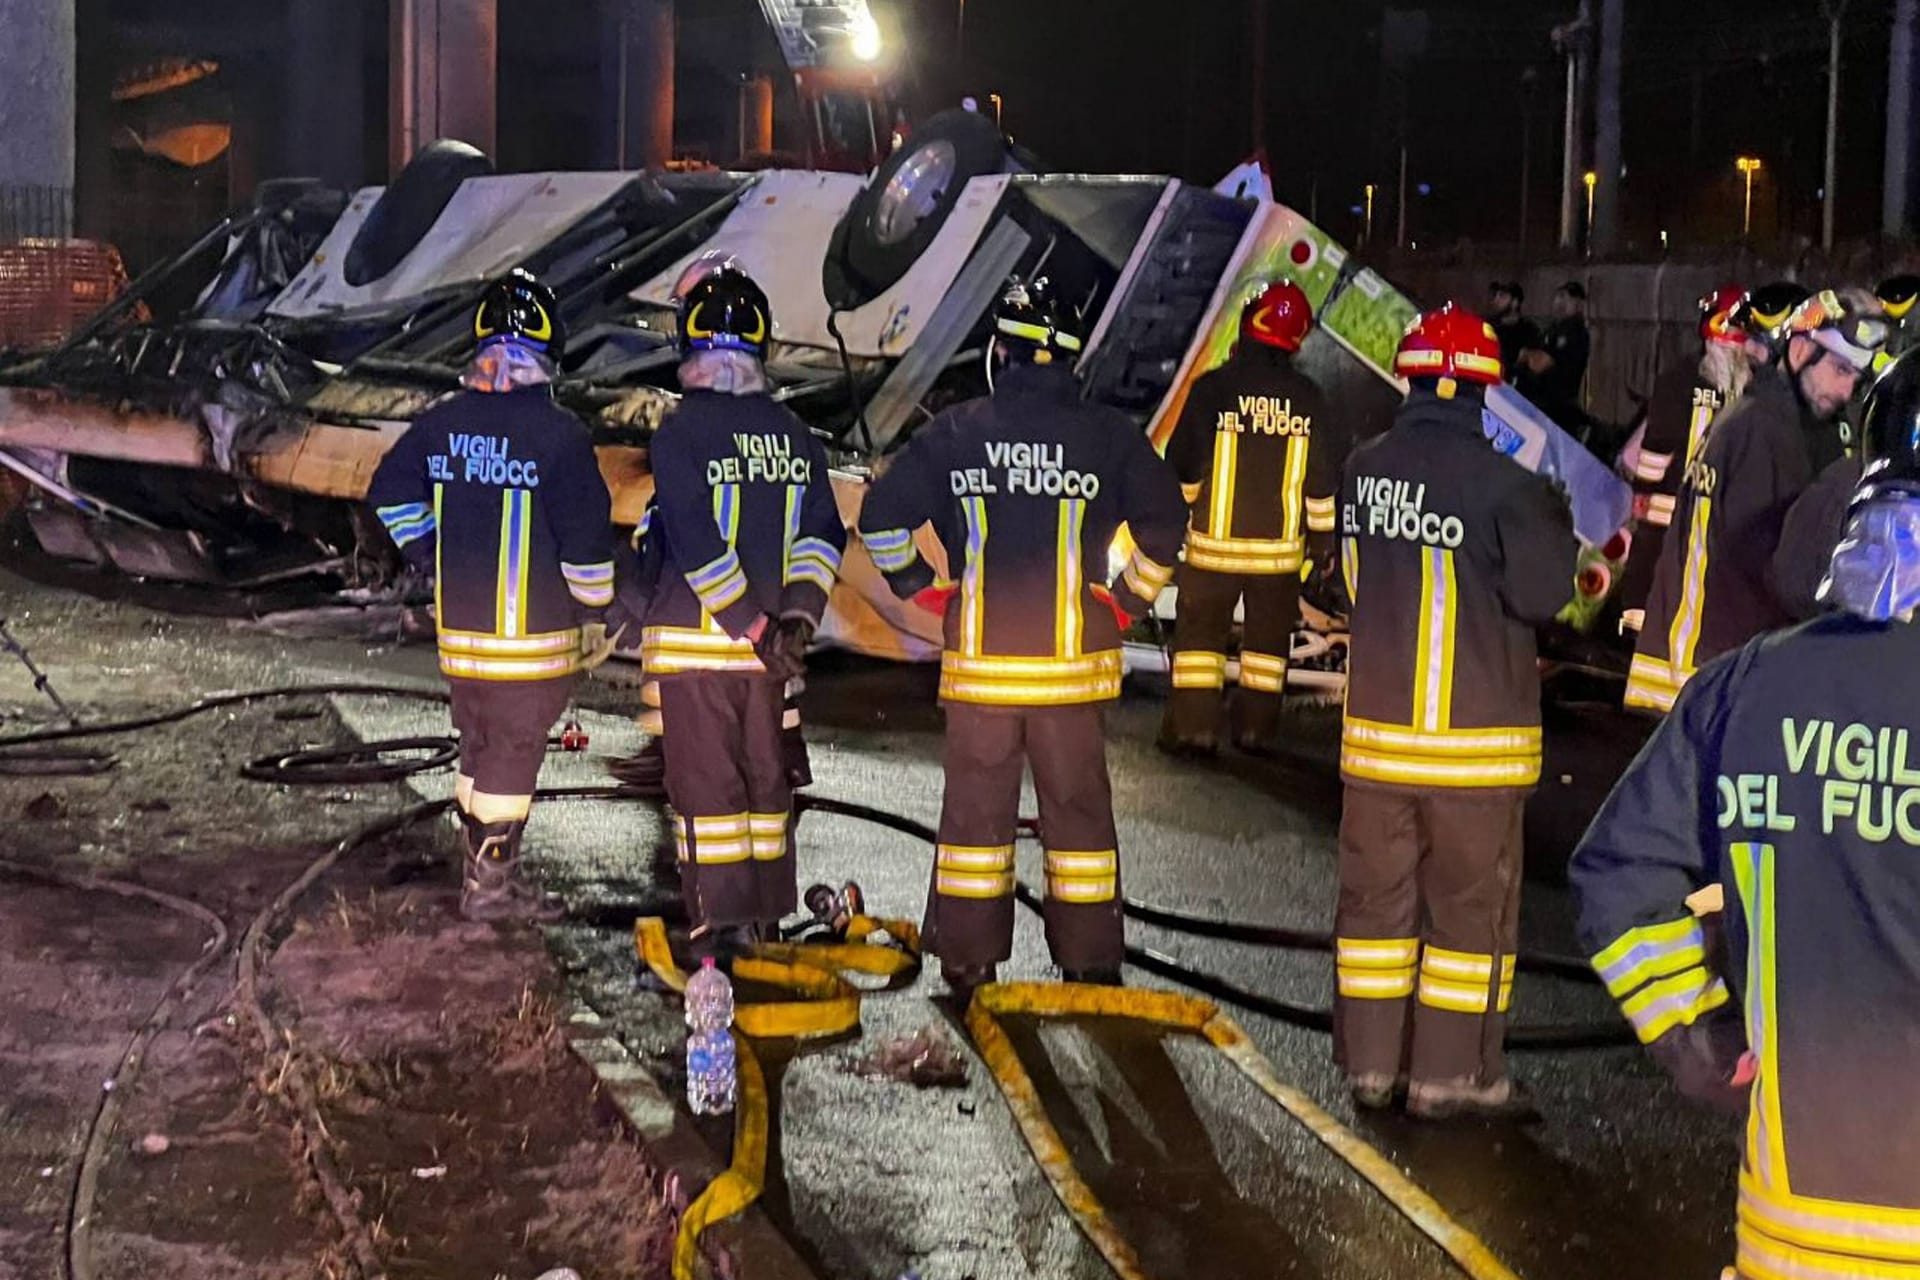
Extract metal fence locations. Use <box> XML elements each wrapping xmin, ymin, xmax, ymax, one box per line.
<box><xmin>0</xmin><ymin>184</ymin><xmax>73</xmax><ymax>242</ymax></box>
<box><xmin>1384</xmin><ymin>259</ymin><xmax>1742</xmax><ymax>429</ymax></box>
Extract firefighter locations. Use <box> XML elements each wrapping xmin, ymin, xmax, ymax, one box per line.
<box><xmin>1571</xmin><ymin>350</ymin><xmax>1920</xmax><ymax>1280</ymax></box>
<box><xmin>1876</xmin><ymin>273</ymin><xmax>1920</xmax><ymax>360</ymax></box>
<box><xmin>1159</xmin><ymin>280</ymin><xmax>1343</xmax><ymax>756</ymax></box>
<box><xmin>1616</xmin><ymin>285</ymin><xmax>1748</xmax><ymax>638</ymax></box>
<box><xmin>856</xmin><ymin>279</ymin><xmax>1187</xmax><ymax>994</ymax></box>
<box><xmin>1333</xmin><ymin>304</ymin><xmax>1578</xmax><ymax>1119</ymax></box>
<box><xmin>642</xmin><ymin>265</ymin><xmax>846</xmax><ymax>953</ymax></box>
<box><xmin>367</xmin><ymin>269</ymin><xmax>615</xmax><ymax>921</ymax></box>
<box><xmin>611</xmin><ymin>250</ymin><xmax>814</xmax><ymax>794</ymax></box>
<box><xmin>1625</xmin><ymin>288</ymin><xmax>1885</xmax><ymax>713</ymax></box>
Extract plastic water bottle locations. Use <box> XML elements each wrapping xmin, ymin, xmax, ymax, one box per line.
<box><xmin>685</xmin><ymin>956</ymin><xmax>735</xmax><ymax>1031</ymax></box>
<box><xmin>685</xmin><ymin>957</ymin><xmax>737</xmax><ymax>1115</ymax></box>
<box><xmin>686</xmin><ymin>1028</ymin><xmax>737</xmax><ymax>1115</ymax></box>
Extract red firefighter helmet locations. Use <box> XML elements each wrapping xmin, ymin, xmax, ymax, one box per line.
<box><xmin>1699</xmin><ymin>284</ymin><xmax>1747</xmax><ymax>346</ymax></box>
<box><xmin>1241</xmin><ymin>280</ymin><xmax>1313</xmax><ymax>351</ymax></box>
<box><xmin>1393</xmin><ymin>303</ymin><xmax>1503</xmax><ymax>386</ymax></box>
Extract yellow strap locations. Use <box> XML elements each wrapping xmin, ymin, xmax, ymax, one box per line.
<box><xmin>672</xmin><ymin>1030</ymin><xmax>768</xmax><ymax>1280</ymax></box>
<box><xmin>966</xmin><ymin>989</ymin><xmax>1152</xmax><ymax>1280</ymax></box>
<box><xmin>635</xmin><ymin>914</ymin><xmax>923</xmax><ymax>1280</ymax></box>
<box><xmin>968</xmin><ymin>981</ymin><xmax>1525</xmax><ymax>1280</ymax></box>
<box><xmin>1203</xmin><ymin>1016</ymin><xmax>1526</xmax><ymax>1280</ymax></box>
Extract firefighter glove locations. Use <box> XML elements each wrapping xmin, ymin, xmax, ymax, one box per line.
<box><xmin>1648</xmin><ymin>1018</ymin><xmax>1751</xmax><ymax>1117</ymax></box>
<box><xmin>754</xmin><ymin>614</ymin><xmax>814</xmax><ymax>681</ymax></box>
<box><xmin>580</xmin><ymin>621</ymin><xmax>628</xmax><ymax>672</ymax></box>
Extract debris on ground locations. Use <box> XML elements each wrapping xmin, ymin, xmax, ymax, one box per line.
<box><xmin>22</xmin><ymin>790</ymin><xmax>64</xmax><ymax>819</ymax></box>
<box><xmin>0</xmin><ymin>688</ymin><xmax>677</xmax><ymax>1280</ymax></box>
<box><xmin>848</xmin><ymin>1024</ymin><xmax>969</xmax><ymax>1089</ymax></box>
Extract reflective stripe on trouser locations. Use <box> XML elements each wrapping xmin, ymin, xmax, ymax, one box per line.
<box><xmin>658</xmin><ymin>673</ymin><xmax>795</xmax><ymax>929</ymax></box>
<box><xmin>1737</xmin><ymin>1172</ymin><xmax>1920</xmax><ymax>1280</ymax></box>
<box><xmin>447</xmin><ymin>674</ymin><xmax>578</xmax><ymax>796</ymax></box>
<box><xmin>1162</xmin><ymin>562</ymin><xmax>1301</xmax><ymax>747</ymax></box>
<box><xmin>1333</xmin><ymin>781</ymin><xmax>1527</xmax><ymax>1085</ymax></box>
<box><xmin>934</xmin><ymin>703</ymin><xmax>1122</xmax><ymax>970</ymax></box>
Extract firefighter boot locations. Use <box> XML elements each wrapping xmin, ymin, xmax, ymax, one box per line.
<box><xmin>459</xmin><ymin>814</ymin><xmax>566</xmax><ymax>924</ymax></box>
<box><xmin>941</xmin><ymin>962</ymin><xmax>997</xmax><ymax>1004</ymax></box>
<box><xmin>1060</xmin><ymin>966</ymin><xmax>1123</xmax><ymax>986</ymax></box>
<box><xmin>1347</xmin><ymin>1072</ymin><xmax>1401</xmax><ymax>1112</ymax></box>
<box><xmin>1406</xmin><ymin>1075</ymin><xmax>1539</xmax><ymax>1122</ymax></box>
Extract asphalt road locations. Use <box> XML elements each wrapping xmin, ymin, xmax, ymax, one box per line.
<box><xmin>0</xmin><ymin>555</ymin><xmax>1736</xmax><ymax>1280</ymax></box>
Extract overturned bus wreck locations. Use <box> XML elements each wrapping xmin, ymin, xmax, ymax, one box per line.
<box><xmin>0</xmin><ymin>115</ymin><xmax>1629</xmax><ymax>673</ymax></box>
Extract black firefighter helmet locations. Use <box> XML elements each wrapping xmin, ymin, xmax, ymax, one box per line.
<box><xmin>1862</xmin><ymin>349</ymin><xmax>1920</xmax><ymax>497</ymax></box>
<box><xmin>1877</xmin><ymin>273</ymin><xmax>1920</xmax><ymax>323</ymax></box>
<box><xmin>1729</xmin><ymin>281</ymin><xmax>1813</xmax><ymax>358</ymax></box>
<box><xmin>474</xmin><ymin>268</ymin><xmax>564</xmax><ymax>359</ymax></box>
<box><xmin>993</xmin><ymin>277</ymin><xmax>1084</xmax><ymax>364</ymax></box>
<box><xmin>677</xmin><ymin>266</ymin><xmax>773</xmax><ymax>360</ymax></box>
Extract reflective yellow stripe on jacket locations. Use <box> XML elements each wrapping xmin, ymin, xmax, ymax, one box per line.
<box><xmin>1186</xmin><ymin>530</ymin><xmax>1305</xmax><ymax>575</ymax></box>
<box><xmin>1624</xmin><ymin>653</ymin><xmax>1685</xmax><ymax>713</ymax></box>
<box><xmin>641</xmin><ymin>624</ymin><xmax>765</xmax><ymax>676</ymax></box>
<box><xmin>939</xmin><ymin>650</ymin><xmax>1123</xmax><ymax>707</ymax></box>
<box><xmin>1188</xmin><ymin>433</ymin><xmax>1312</xmax><ymax>575</ymax></box>
<box><xmin>438</xmin><ymin>628</ymin><xmax>580</xmax><ymax>681</ymax></box>
<box><xmin>1340</xmin><ymin>548</ymin><xmax>1542</xmax><ymax>787</ymax></box>
<box><xmin>1667</xmin><ymin>493</ymin><xmax>1713</xmax><ymax>683</ymax></box>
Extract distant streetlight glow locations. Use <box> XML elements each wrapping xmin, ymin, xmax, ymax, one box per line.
<box><xmin>1583</xmin><ymin>170</ymin><xmax>1597</xmax><ymax>240</ymax></box>
<box><xmin>849</xmin><ymin>13</ymin><xmax>882</xmax><ymax>62</ymax></box>
<box><xmin>1363</xmin><ymin>183</ymin><xmax>1376</xmax><ymax>245</ymax></box>
<box><xmin>1737</xmin><ymin>156</ymin><xmax>1763</xmax><ymax>238</ymax></box>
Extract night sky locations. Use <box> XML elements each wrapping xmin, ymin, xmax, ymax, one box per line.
<box><xmin>867</xmin><ymin>0</ymin><xmax>1895</xmax><ymax>253</ymax></box>
<box><xmin>100</xmin><ymin>0</ymin><xmax>1905</xmax><ymax>259</ymax></box>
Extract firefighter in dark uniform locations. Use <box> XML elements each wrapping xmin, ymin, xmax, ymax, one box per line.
<box><xmin>1617</xmin><ymin>285</ymin><xmax>1749</xmax><ymax>638</ymax></box>
<box><xmin>1159</xmin><ymin>281</ymin><xmax>1343</xmax><ymax>756</ymax></box>
<box><xmin>857</xmin><ymin>279</ymin><xmax>1187</xmax><ymax>993</ymax></box>
<box><xmin>609</xmin><ymin>248</ymin><xmax>817</xmax><ymax>796</ymax></box>
<box><xmin>1572</xmin><ymin>351</ymin><xmax>1920</xmax><ymax>1280</ymax></box>
<box><xmin>1876</xmin><ymin>273</ymin><xmax>1920</xmax><ymax>361</ymax></box>
<box><xmin>641</xmin><ymin>266</ymin><xmax>846</xmax><ymax>951</ymax></box>
<box><xmin>1625</xmin><ymin>289</ymin><xmax>1885</xmax><ymax>713</ymax></box>
<box><xmin>1333</xmin><ymin>304</ymin><xmax>1578</xmax><ymax>1119</ymax></box>
<box><xmin>367</xmin><ymin>270</ymin><xmax>615</xmax><ymax>921</ymax></box>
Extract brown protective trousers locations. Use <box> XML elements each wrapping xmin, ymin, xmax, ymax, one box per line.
<box><xmin>1332</xmin><ymin>781</ymin><xmax>1528</xmax><ymax>1087</ymax></box>
<box><xmin>448</xmin><ymin>674</ymin><xmax>577</xmax><ymax>795</ymax></box>
<box><xmin>1162</xmin><ymin>562</ymin><xmax>1300</xmax><ymax>748</ymax></box>
<box><xmin>931</xmin><ymin>703</ymin><xmax>1123</xmax><ymax>972</ymax></box>
<box><xmin>658</xmin><ymin>674</ymin><xmax>796</xmax><ymax>930</ymax></box>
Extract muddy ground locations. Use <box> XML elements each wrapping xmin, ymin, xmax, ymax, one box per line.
<box><xmin>0</xmin><ymin>679</ymin><xmax>674</xmax><ymax>1280</ymax></box>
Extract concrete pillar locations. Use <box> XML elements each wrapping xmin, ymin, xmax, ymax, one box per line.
<box><xmin>599</xmin><ymin>0</ymin><xmax>674</xmax><ymax>170</ymax></box>
<box><xmin>287</xmin><ymin>0</ymin><xmax>367</xmax><ymax>188</ymax></box>
<box><xmin>0</xmin><ymin>0</ymin><xmax>75</xmax><ymax>237</ymax></box>
<box><xmin>1886</xmin><ymin>0</ymin><xmax>1916</xmax><ymax>240</ymax></box>
<box><xmin>390</xmin><ymin>0</ymin><xmax>497</xmax><ymax>174</ymax></box>
<box><xmin>72</xmin><ymin>0</ymin><xmax>109</xmax><ymax>237</ymax></box>
<box><xmin>1591</xmin><ymin>0</ymin><xmax>1622</xmax><ymax>254</ymax></box>
<box><xmin>738</xmin><ymin>74</ymin><xmax>774</xmax><ymax>161</ymax></box>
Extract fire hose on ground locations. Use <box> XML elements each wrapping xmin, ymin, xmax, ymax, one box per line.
<box><xmin>0</xmin><ymin>683</ymin><xmax>1637</xmax><ymax>1280</ymax></box>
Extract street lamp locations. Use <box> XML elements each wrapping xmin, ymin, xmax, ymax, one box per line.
<box><xmin>1583</xmin><ymin>170</ymin><xmax>1597</xmax><ymax>245</ymax></box>
<box><xmin>1736</xmin><ymin>156</ymin><xmax>1763</xmax><ymax>238</ymax></box>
